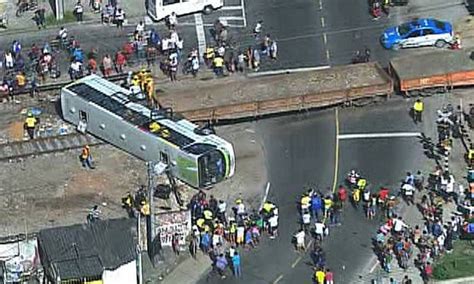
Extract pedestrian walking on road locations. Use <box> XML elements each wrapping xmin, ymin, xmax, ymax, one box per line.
<box><xmin>73</xmin><ymin>1</ymin><xmax>84</xmax><ymax>22</ymax></box>
<box><xmin>413</xmin><ymin>99</ymin><xmax>424</xmax><ymax>123</ymax></box>
<box><xmin>232</xmin><ymin>251</ymin><xmax>241</xmax><ymax>277</ymax></box>
<box><xmin>80</xmin><ymin>145</ymin><xmax>95</xmax><ymax>169</ymax></box>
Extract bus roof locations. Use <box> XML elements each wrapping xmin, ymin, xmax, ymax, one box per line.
<box><xmin>64</xmin><ymin>75</ymin><xmax>229</xmax><ymax>150</ymax></box>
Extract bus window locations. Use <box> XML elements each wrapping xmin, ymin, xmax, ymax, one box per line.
<box><xmin>160</xmin><ymin>152</ymin><xmax>169</xmax><ymax>164</ymax></box>
<box><xmin>198</xmin><ymin>150</ymin><xmax>225</xmax><ymax>187</ymax></box>
<box><xmin>163</xmin><ymin>0</ymin><xmax>180</xmax><ymax>5</ymax></box>
<box><xmin>79</xmin><ymin>110</ymin><xmax>88</xmax><ymax>122</ymax></box>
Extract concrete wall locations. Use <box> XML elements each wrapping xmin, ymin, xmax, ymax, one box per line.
<box><xmin>102</xmin><ymin>260</ymin><xmax>137</xmax><ymax>284</ymax></box>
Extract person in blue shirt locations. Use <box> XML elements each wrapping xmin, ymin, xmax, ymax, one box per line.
<box><xmin>232</xmin><ymin>251</ymin><xmax>241</xmax><ymax>277</ymax></box>
<box><xmin>311</xmin><ymin>194</ymin><xmax>322</xmax><ymax>221</ymax></box>
<box><xmin>200</xmin><ymin>232</ymin><xmax>210</xmax><ymax>254</ymax></box>
<box><xmin>73</xmin><ymin>48</ymin><xmax>84</xmax><ymax>63</ymax></box>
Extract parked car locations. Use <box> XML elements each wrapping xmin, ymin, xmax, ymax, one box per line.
<box><xmin>381</xmin><ymin>18</ymin><xmax>453</xmax><ymax>50</ymax></box>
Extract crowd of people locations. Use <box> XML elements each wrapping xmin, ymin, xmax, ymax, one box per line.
<box><xmin>188</xmin><ymin>190</ymin><xmax>279</xmax><ymax>279</ymax></box>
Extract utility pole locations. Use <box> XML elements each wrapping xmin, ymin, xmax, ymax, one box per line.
<box><xmin>55</xmin><ymin>0</ymin><xmax>64</xmax><ymax>20</ymax></box>
<box><xmin>147</xmin><ymin>161</ymin><xmax>156</xmax><ymax>247</ymax></box>
<box><xmin>137</xmin><ymin>213</ymin><xmax>143</xmax><ymax>284</ymax></box>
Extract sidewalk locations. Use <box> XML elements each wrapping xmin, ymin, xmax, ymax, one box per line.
<box><xmin>1</xmin><ymin>0</ymin><xmax>147</xmax><ymax>34</ymax></box>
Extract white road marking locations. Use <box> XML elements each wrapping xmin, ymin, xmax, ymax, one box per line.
<box><xmin>259</xmin><ymin>182</ymin><xmax>271</xmax><ymax>211</ymax></box>
<box><xmin>338</xmin><ymin>132</ymin><xmax>422</xmax><ymax>140</ymax></box>
<box><xmin>326</xmin><ymin>49</ymin><xmax>330</xmax><ymax>60</ymax></box>
<box><xmin>219</xmin><ymin>16</ymin><xmax>245</xmax><ymax>21</ymax></box>
<box><xmin>221</xmin><ymin>5</ymin><xmax>243</xmax><ymax>10</ymax></box>
<box><xmin>369</xmin><ymin>261</ymin><xmax>379</xmax><ymax>273</ymax></box>
<box><xmin>323</xmin><ymin>33</ymin><xmax>328</xmax><ymax>44</ymax></box>
<box><xmin>241</xmin><ymin>0</ymin><xmax>247</xmax><ymax>27</ymax></box>
<box><xmin>320</xmin><ymin>16</ymin><xmax>325</xmax><ymax>28</ymax></box>
<box><xmin>319</xmin><ymin>0</ymin><xmax>323</xmax><ymax>10</ymax></box>
<box><xmin>273</xmin><ymin>275</ymin><xmax>284</xmax><ymax>284</ymax></box>
<box><xmin>194</xmin><ymin>14</ymin><xmax>207</xmax><ymax>64</ymax></box>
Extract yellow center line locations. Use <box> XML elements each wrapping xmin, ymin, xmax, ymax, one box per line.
<box><xmin>332</xmin><ymin>108</ymin><xmax>340</xmax><ymax>193</ymax></box>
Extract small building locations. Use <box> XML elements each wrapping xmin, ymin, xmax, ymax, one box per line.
<box><xmin>38</xmin><ymin>218</ymin><xmax>138</xmax><ymax>284</ymax></box>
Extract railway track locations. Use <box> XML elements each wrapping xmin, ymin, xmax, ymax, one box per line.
<box><xmin>0</xmin><ymin>133</ymin><xmax>103</xmax><ymax>161</ymax></box>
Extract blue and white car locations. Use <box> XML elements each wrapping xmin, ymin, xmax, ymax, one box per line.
<box><xmin>381</xmin><ymin>18</ymin><xmax>453</xmax><ymax>50</ymax></box>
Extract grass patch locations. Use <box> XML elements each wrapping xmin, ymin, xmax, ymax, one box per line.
<box><xmin>433</xmin><ymin>240</ymin><xmax>474</xmax><ymax>280</ymax></box>
<box><xmin>45</xmin><ymin>11</ymin><xmax>77</xmax><ymax>26</ymax></box>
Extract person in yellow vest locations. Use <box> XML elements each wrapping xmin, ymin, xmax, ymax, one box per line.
<box><xmin>203</xmin><ymin>208</ymin><xmax>214</xmax><ymax>220</ymax></box>
<box><xmin>301</xmin><ymin>194</ymin><xmax>311</xmax><ymax>210</ymax></box>
<box><xmin>138</xmin><ymin>69</ymin><xmax>148</xmax><ymax>91</ymax></box>
<box><xmin>24</xmin><ymin>112</ymin><xmax>39</xmax><ymax>139</ymax></box>
<box><xmin>357</xmin><ymin>177</ymin><xmax>367</xmax><ymax>191</ymax></box>
<box><xmin>80</xmin><ymin>145</ymin><xmax>95</xmax><ymax>169</ymax></box>
<box><xmin>262</xmin><ymin>201</ymin><xmax>275</xmax><ymax>214</ymax></box>
<box><xmin>140</xmin><ymin>200</ymin><xmax>150</xmax><ymax>216</ymax></box>
<box><xmin>413</xmin><ymin>99</ymin><xmax>424</xmax><ymax>123</ymax></box>
<box><xmin>149</xmin><ymin>121</ymin><xmax>161</xmax><ymax>133</ymax></box>
<box><xmin>145</xmin><ymin>76</ymin><xmax>155</xmax><ymax>108</ymax></box>
<box><xmin>212</xmin><ymin>56</ymin><xmax>224</xmax><ymax>77</ymax></box>
<box><xmin>352</xmin><ymin>187</ymin><xmax>361</xmax><ymax>206</ymax></box>
<box><xmin>196</xmin><ymin>218</ymin><xmax>205</xmax><ymax>229</ymax></box>
<box><xmin>468</xmin><ymin>143</ymin><xmax>474</xmax><ymax>168</ymax></box>
<box><xmin>323</xmin><ymin>196</ymin><xmax>333</xmax><ymax>219</ymax></box>
<box><xmin>204</xmin><ymin>46</ymin><xmax>215</xmax><ymax>67</ymax></box>
<box><xmin>131</xmin><ymin>75</ymin><xmax>140</xmax><ymax>87</ymax></box>
<box><xmin>16</xmin><ymin>72</ymin><xmax>27</xmax><ymax>90</ymax></box>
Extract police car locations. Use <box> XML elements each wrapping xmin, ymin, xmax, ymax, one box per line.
<box><xmin>381</xmin><ymin>18</ymin><xmax>453</xmax><ymax>50</ymax></box>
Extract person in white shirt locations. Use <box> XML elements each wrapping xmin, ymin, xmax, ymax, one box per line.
<box><xmin>136</xmin><ymin>21</ymin><xmax>145</xmax><ymax>35</ymax></box>
<box><xmin>167</xmin><ymin>12</ymin><xmax>178</xmax><ymax>29</ymax></box>
<box><xmin>402</xmin><ymin>183</ymin><xmax>415</xmax><ymax>205</ymax></box>
<box><xmin>294</xmin><ymin>229</ymin><xmax>305</xmax><ymax>252</ymax></box>
<box><xmin>268</xmin><ymin>214</ymin><xmax>278</xmax><ymax>239</ymax></box>
<box><xmin>59</xmin><ymin>27</ymin><xmax>68</xmax><ymax>40</ymax></box>
<box><xmin>393</xmin><ymin>217</ymin><xmax>408</xmax><ymax>234</ymax></box>
<box><xmin>314</xmin><ymin>221</ymin><xmax>326</xmax><ymax>241</ymax></box>
<box><xmin>217</xmin><ymin>200</ymin><xmax>227</xmax><ymax>223</ymax></box>
<box><xmin>191</xmin><ymin>56</ymin><xmax>200</xmax><ymax>77</ymax></box>
<box><xmin>301</xmin><ymin>209</ymin><xmax>311</xmax><ymax>232</ymax></box>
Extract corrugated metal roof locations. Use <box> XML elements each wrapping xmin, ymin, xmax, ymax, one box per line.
<box><xmin>39</xmin><ymin>218</ymin><xmax>137</xmax><ymax>280</ymax></box>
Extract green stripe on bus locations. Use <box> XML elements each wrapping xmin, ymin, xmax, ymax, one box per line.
<box><xmin>221</xmin><ymin>149</ymin><xmax>230</xmax><ymax>177</ymax></box>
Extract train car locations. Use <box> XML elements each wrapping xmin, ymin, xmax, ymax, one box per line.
<box><xmin>60</xmin><ymin>75</ymin><xmax>235</xmax><ymax>189</ymax></box>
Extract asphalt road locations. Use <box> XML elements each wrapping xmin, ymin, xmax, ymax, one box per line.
<box><xmin>197</xmin><ymin>95</ymin><xmax>451</xmax><ymax>283</ymax></box>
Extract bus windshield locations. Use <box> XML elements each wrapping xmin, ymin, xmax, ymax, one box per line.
<box><xmin>198</xmin><ymin>150</ymin><xmax>226</xmax><ymax>187</ymax></box>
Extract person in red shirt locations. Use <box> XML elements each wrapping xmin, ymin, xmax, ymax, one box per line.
<box><xmin>378</xmin><ymin>187</ymin><xmax>390</xmax><ymax>204</ymax></box>
<box><xmin>122</xmin><ymin>42</ymin><xmax>134</xmax><ymax>60</ymax></box>
<box><xmin>115</xmin><ymin>51</ymin><xmax>126</xmax><ymax>73</ymax></box>
<box><xmin>423</xmin><ymin>262</ymin><xmax>433</xmax><ymax>282</ymax></box>
<box><xmin>87</xmin><ymin>57</ymin><xmax>97</xmax><ymax>74</ymax></box>
<box><xmin>325</xmin><ymin>268</ymin><xmax>334</xmax><ymax>284</ymax></box>
<box><xmin>337</xmin><ymin>185</ymin><xmax>347</xmax><ymax>205</ymax></box>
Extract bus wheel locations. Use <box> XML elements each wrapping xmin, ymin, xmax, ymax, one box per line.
<box><xmin>203</xmin><ymin>5</ymin><xmax>213</xmax><ymax>15</ymax></box>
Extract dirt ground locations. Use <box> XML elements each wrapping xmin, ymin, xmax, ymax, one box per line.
<box><xmin>0</xmin><ymin>99</ymin><xmax>266</xmax><ymax>236</ymax></box>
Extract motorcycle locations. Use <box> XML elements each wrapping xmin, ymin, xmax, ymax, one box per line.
<box><xmin>346</xmin><ymin>170</ymin><xmax>360</xmax><ymax>189</ymax></box>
